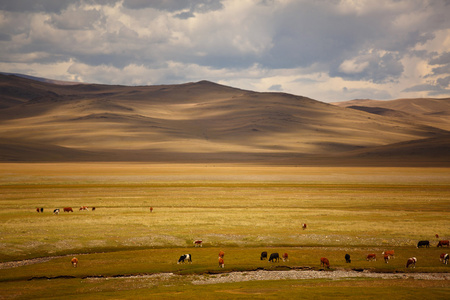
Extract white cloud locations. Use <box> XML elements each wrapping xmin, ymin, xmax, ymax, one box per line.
<box><xmin>339</xmin><ymin>59</ymin><xmax>369</xmax><ymax>74</ymax></box>
<box><xmin>0</xmin><ymin>0</ymin><xmax>449</xmax><ymax>102</ymax></box>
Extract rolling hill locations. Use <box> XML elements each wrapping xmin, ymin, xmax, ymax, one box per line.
<box><xmin>0</xmin><ymin>74</ymin><xmax>449</xmax><ymax>166</ymax></box>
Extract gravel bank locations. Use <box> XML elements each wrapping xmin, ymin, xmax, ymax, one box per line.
<box><xmin>191</xmin><ymin>269</ymin><xmax>449</xmax><ymax>285</ymax></box>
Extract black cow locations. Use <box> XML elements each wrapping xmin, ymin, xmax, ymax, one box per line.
<box><xmin>269</xmin><ymin>253</ymin><xmax>279</xmax><ymax>262</ymax></box>
<box><xmin>417</xmin><ymin>240</ymin><xmax>430</xmax><ymax>248</ymax></box>
<box><xmin>260</xmin><ymin>251</ymin><xmax>268</xmax><ymax>260</ymax></box>
<box><xmin>345</xmin><ymin>254</ymin><xmax>351</xmax><ymax>263</ymax></box>
<box><xmin>177</xmin><ymin>254</ymin><xmax>192</xmax><ymax>264</ymax></box>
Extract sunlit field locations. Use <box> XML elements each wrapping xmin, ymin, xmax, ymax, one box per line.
<box><xmin>0</xmin><ymin>163</ymin><xmax>449</xmax><ymax>298</ymax></box>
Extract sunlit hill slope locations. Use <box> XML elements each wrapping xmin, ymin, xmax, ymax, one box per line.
<box><xmin>0</xmin><ymin>74</ymin><xmax>449</xmax><ymax>166</ymax></box>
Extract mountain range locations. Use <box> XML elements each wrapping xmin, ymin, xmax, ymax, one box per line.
<box><xmin>1</xmin><ymin>74</ymin><xmax>449</xmax><ymax>166</ymax></box>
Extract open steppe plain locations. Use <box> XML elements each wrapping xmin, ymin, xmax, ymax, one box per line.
<box><xmin>0</xmin><ymin>163</ymin><xmax>449</xmax><ymax>299</ymax></box>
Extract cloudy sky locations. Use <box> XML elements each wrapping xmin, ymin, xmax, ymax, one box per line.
<box><xmin>1</xmin><ymin>0</ymin><xmax>450</xmax><ymax>102</ymax></box>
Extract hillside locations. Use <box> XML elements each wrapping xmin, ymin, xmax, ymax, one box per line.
<box><xmin>0</xmin><ymin>74</ymin><xmax>449</xmax><ymax>165</ymax></box>
<box><xmin>332</xmin><ymin>98</ymin><xmax>450</xmax><ymax>131</ymax></box>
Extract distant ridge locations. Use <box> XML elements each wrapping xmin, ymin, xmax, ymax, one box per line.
<box><xmin>0</xmin><ymin>72</ymin><xmax>82</xmax><ymax>85</ymax></box>
<box><xmin>0</xmin><ymin>73</ymin><xmax>449</xmax><ymax>166</ymax></box>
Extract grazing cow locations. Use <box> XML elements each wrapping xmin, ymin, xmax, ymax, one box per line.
<box><xmin>260</xmin><ymin>251</ymin><xmax>268</xmax><ymax>260</ymax></box>
<box><xmin>417</xmin><ymin>240</ymin><xmax>430</xmax><ymax>248</ymax></box>
<box><xmin>150</xmin><ymin>207</ymin><xmax>153</xmax><ymax>213</ymax></box>
<box><xmin>406</xmin><ymin>257</ymin><xmax>417</xmax><ymax>268</ymax></box>
<box><xmin>53</xmin><ymin>208</ymin><xmax>60</xmax><ymax>215</ymax></box>
<box><xmin>320</xmin><ymin>257</ymin><xmax>330</xmax><ymax>268</ymax></box>
<box><xmin>177</xmin><ymin>254</ymin><xmax>192</xmax><ymax>264</ymax></box>
<box><xmin>269</xmin><ymin>253</ymin><xmax>280</xmax><ymax>262</ymax></box>
<box><xmin>436</xmin><ymin>234</ymin><xmax>439</xmax><ymax>239</ymax></box>
<box><xmin>366</xmin><ymin>254</ymin><xmax>376</xmax><ymax>261</ymax></box>
<box><xmin>36</xmin><ymin>208</ymin><xmax>40</xmax><ymax>213</ymax></box>
<box><xmin>384</xmin><ymin>254</ymin><xmax>390</xmax><ymax>263</ymax></box>
<box><xmin>92</xmin><ymin>207</ymin><xmax>96</xmax><ymax>211</ymax></box>
<box><xmin>63</xmin><ymin>207</ymin><xmax>73</xmax><ymax>212</ymax></box>
<box><xmin>218</xmin><ymin>257</ymin><xmax>224</xmax><ymax>268</ymax></box>
<box><xmin>79</xmin><ymin>206</ymin><xmax>88</xmax><ymax>211</ymax></box>
<box><xmin>193</xmin><ymin>240</ymin><xmax>203</xmax><ymax>247</ymax></box>
<box><xmin>345</xmin><ymin>254</ymin><xmax>351</xmax><ymax>263</ymax></box>
<box><xmin>437</xmin><ymin>240</ymin><xmax>450</xmax><ymax>247</ymax></box>
<box><xmin>382</xmin><ymin>250</ymin><xmax>395</xmax><ymax>259</ymax></box>
<box><xmin>282</xmin><ymin>253</ymin><xmax>289</xmax><ymax>262</ymax></box>
<box><xmin>218</xmin><ymin>251</ymin><xmax>225</xmax><ymax>259</ymax></box>
<box><xmin>439</xmin><ymin>253</ymin><xmax>449</xmax><ymax>264</ymax></box>
<box><xmin>40</xmin><ymin>208</ymin><xmax>43</xmax><ymax>213</ymax></box>
<box><xmin>302</xmin><ymin>223</ymin><xmax>307</xmax><ymax>230</ymax></box>
<box><xmin>71</xmin><ymin>257</ymin><xmax>78</xmax><ymax>268</ymax></box>
<box><xmin>443</xmin><ymin>254</ymin><xmax>449</xmax><ymax>264</ymax></box>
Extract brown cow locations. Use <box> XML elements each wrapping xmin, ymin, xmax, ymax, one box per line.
<box><xmin>366</xmin><ymin>254</ymin><xmax>376</xmax><ymax>261</ymax></box>
<box><xmin>440</xmin><ymin>253</ymin><xmax>449</xmax><ymax>264</ymax></box>
<box><xmin>218</xmin><ymin>251</ymin><xmax>225</xmax><ymax>259</ymax></box>
<box><xmin>384</xmin><ymin>254</ymin><xmax>390</xmax><ymax>263</ymax></box>
<box><xmin>406</xmin><ymin>257</ymin><xmax>417</xmax><ymax>268</ymax></box>
<box><xmin>437</xmin><ymin>240</ymin><xmax>449</xmax><ymax>247</ymax></box>
<box><xmin>282</xmin><ymin>253</ymin><xmax>289</xmax><ymax>262</ymax></box>
<box><xmin>193</xmin><ymin>240</ymin><xmax>203</xmax><ymax>247</ymax></box>
<box><xmin>302</xmin><ymin>223</ymin><xmax>307</xmax><ymax>230</ymax></box>
<box><xmin>71</xmin><ymin>257</ymin><xmax>78</xmax><ymax>267</ymax></box>
<box><xmin>63</xmin><ymin>207</ymin><xmax>73</xmax><ymax>212</ymax></box>
<box><xmin>381</xmin><ymin>250</ymin><xmax>395</xmax><ymax>263</ymax></box>
<box><xmin>382</xmin><ymin>250</ymin><xmax>395</xmax><ymax>259</ymax></box>
<box><xmin>320</xmin><ymin>257</ymin><xmax>330</xmax><ymax>268</ymax></box>
<box><xmin>218</xmin><ymin>257</ymin><xmax>224</xmax><ymax>268</ymax></box>
<box><xmin>79</xmin><ymin>206</ymin><xmax>88</xmax><ymax>211</ymax></box>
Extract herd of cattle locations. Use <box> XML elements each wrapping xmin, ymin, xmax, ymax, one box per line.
<box><xmin>69</xmin><ymin>241</ymin><xmax>449</xmax><ymax>269</ymax></box>
<box><xmin>36</xmin><ymin>211</ymin><xmax>448</xmax><ymax>270</ymax></box>
<box><xmin>176</xmin><ymin>237</ymin><xmax>450</xmax><ymax>270</ymax></box>
<box><xmin>36</xmin><ymin>206</ymin><xmax>95</xmax><ymax>214</ymax></box>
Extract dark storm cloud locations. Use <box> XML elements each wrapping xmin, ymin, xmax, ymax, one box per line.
<box><xmin>0</xmin><ymin>0</ymin><xmax>118</xmax><ymax>13</ymax></box>
<box><xmin>47</xmin><ymin>8</ymin><xmax>105</xmax><ymax>30</ymax></box>
<box><xmin>122</xmin><ymin>0</ymin><xmax>224</xmax><ymax>16</ymax></box>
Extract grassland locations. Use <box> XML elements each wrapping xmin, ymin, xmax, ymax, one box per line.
<box><xmin>0</xmin><ymin>163</ymin><xmax>449</xmax><ymax>299</ymax></box>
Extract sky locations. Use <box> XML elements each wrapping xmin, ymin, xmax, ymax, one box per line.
<box><xmin>1</xmin><ymin>0</ymin><xmax>450</xmax><ymax>102</ymax></box>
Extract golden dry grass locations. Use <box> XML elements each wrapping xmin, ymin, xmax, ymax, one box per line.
<box><xmin>0</xmin><ymin>163</ymin><xmax>449</xmax><ymax>298</ymax></box>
